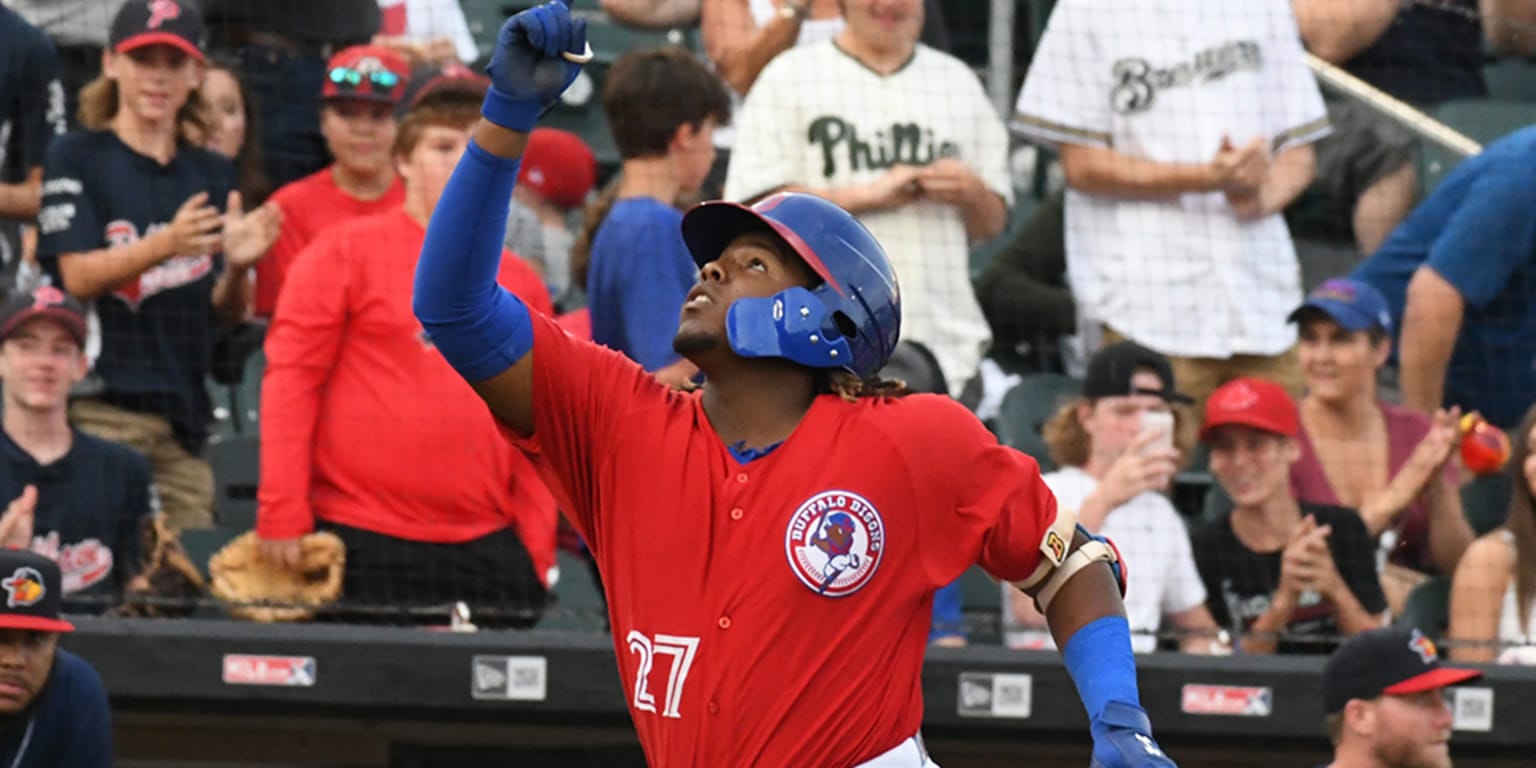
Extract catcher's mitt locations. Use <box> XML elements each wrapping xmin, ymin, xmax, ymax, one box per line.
<box><xmin>209</xmin><ymin>531</ymin><xmax>345</xmax><ymax>622</ymax></box>
<box><xmin>115</xmin><ymin>513</ymin><xmax>206</xmax><ymax>618</ymax></box>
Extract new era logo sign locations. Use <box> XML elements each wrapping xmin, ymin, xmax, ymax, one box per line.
<box><xmin>957</xmin><ymin>672</ymin><xmax>1032</xmax><ymax>719</ymax></box>
<box><xmin>471</xmin><ymin>655</ymin><xmax>547</xmax><ymax>701</ymax></box>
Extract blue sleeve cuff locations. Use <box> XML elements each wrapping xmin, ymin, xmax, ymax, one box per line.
<box><xmin>1062</xmin><ymin>615</ymin><xmax>1141</xmax><ymax>721</ymax></box>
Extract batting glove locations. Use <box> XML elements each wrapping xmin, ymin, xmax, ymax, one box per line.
<box><xmin>483</xmin><ymin>0</ymin><xmax>588</xmax><ymax>132</ymax></box>
<box><xmin>1090</xmin><ymin>701</ymin><xmax>1177</xmax><ymax>768</ymax></box>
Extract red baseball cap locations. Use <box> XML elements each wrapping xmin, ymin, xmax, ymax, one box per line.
<box><xmin>1200</xmin><ymin>377</ymin><xmax>1299</xmax><ymax>440</ymax></box>
<box><xmin>110</xmin><ymin>0</ymin><xmax>206</xmax><ymax>63</ymax></box>
<box><xmin>519</xmin><ymin>129</ymin><xmax>597</xmax><ymax>210</ymax></box>
<box><xmin>321</xmin><ymin>46</ymin><xmax>411</xmax><ymax>105</ymax></box>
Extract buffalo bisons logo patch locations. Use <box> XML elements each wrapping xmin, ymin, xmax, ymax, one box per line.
<box><xmin>1408</xmin><ymin>629</ymin><xmax>1438</xmax><ymax>664</ymax></box>
<box><xmin>2</xmin><ymin>567</ymin><xmax>45</xmax><ymax>608</ymax></box>
<box><xmin>784</xmin><ymin>490</ymin><xmax>884</xmax><ymax>597</ymax></box>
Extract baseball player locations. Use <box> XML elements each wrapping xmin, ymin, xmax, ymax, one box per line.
<box><xmin>412</xmin><ymin>2</ymin><xmax>1175</xmax><ymax>766</ymax></box>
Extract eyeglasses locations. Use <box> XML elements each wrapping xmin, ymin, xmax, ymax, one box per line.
<box><xmin>327</xmin><ymin>66</ymin><xmax>401</xmax><ymax>95</ymax></box>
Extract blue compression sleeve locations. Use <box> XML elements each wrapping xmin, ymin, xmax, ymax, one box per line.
<box><xmin>1061</xmin><ymin>616</ymin><xmax>1141</xmax><ymax>721</ymax></box>
<box><xmin>412</xmin><ymin>140</ymin><xmax>534</xmax><ymax>382</ymax></box>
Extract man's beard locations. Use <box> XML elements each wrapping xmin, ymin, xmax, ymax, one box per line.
<box><xmin>673</xmin><ymin>330</ymin><xmax>720</xmax><ymax>357</ymax></box>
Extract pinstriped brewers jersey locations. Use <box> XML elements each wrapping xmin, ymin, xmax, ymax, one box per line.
<box><xmin>510</xmin><ymin>312</ymin><xmax>1057</xmax><ymax>767</ymax></box>
<box><xmin>1013</xmin><ymin>0</ymin><xmax>1330</xmax><ymax>359</ymax></box>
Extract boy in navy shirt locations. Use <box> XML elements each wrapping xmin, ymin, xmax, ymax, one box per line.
<box><xmin>0</xmin><ymin>548</ymin><xmax>112</xmax><ymax>767</ymax></box>
<box><xmin>0</xmin><ymin>285</ymin><xmax>153</xmax><ymax>611</ymax></box>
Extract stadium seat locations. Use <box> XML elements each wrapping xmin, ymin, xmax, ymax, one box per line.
<box><xmin>1484</xmin><ymin>57</ymin><xmax>1536</xmax><ymax>102</ymax></box>
<box><xmin>539</xmin><ymin>550</ymin><xmax>609</xmax><ymax>632</ymax></box>
<box><xmin>1462</xmin><ymin>472</ymin><xmax>1513</xmax><ymax>536</ymax></box>
<box><xmin>1419</xmin><ymin>99</ymin><xmax>1536</xmax><ymax>192</ymax></box>
<box><xmin>958</xmin><ymin>565</ymin><xmax>1002</xmax><ymax>644</ymax></box>
<box><xmin>1395</xmin><ymin>574</ymin><xmax>1452</xmax><ymax>639</ymax></box>
<box><xmin>994</xmin><ymin>373</ymin><xmax>1082</xmax><ymax>471</ymax></box>
<box><xmin>207</xmin><ymin>435</ymin><xmax>260</xmax><ymax>530</ymax></box>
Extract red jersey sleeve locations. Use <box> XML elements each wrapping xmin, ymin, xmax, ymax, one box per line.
<box><xmin>903</xmin><ymin>396</ymin><xmax>1059</xmax><ymax>586</ymax></box>
<box><xmin>255</xmin><ymin>228</ymin><xmax>351</xmax><ymax>539</ymax></box>
<box><xmin>507</xmin><ymin>312</ymin><xmax>677</xmax><ymax>544</ymax></box>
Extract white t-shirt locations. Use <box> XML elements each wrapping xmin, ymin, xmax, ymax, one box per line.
<box><xmin>1004</xmin><ymin>466</ymin><xmax>1207</xmax><ymax>653</ymax></box>
<box><xmin>378</xmin><ymin>0</ymin><xmax>480</xmax><ymax>64</ymax></box>
<box><xmin>1011</xmin><ymin>0</ymin><xmax>1329</xmax><ymax>358</ymax></box>
<box><xmin>725</xmin><ymin>40</ymin><xmax>1011</xmax><ymax>393</ymax></box>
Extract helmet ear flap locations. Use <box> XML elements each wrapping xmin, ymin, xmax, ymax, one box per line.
<box><xmin>724</xmin><ymin>287</ymin><xmax>855</xmax><ymax>370</ymax></box>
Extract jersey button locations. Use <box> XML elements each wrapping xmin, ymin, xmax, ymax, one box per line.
<box><xmin>729</xmin><ymin>508</ymin><xmax>744</xmax><ymax>521</ymax></box>
<box><xmin>707</xmin><ymin>700</ymin><xmax>719</xmax><ymax>715</ymax></box>
<box><xmin>736</xmin><ymin>473</ymin><xmax>749</xmax><ymax>484</ymax></box>
<box><xmin>717</xmin><ymin>616</ymin><xmax>732</xmax><ymax>630</ymax></box>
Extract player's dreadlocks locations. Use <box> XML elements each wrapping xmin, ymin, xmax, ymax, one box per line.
<box><xmin>817</xmin><ymin>369</ymin><xmax>909</xmax><ymax>401</ymax></box>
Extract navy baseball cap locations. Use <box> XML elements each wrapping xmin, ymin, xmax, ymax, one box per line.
<box><xmin>0</xmin><ymin>550</ymin><xmax>74</xmax><ymax>634</ymax></box>
<box><xmin>0</xmin><ymin>285</ymin><xmax>88</xmax><ymax>346</ymax></box>
<box><xmin>1083</xmin><ymin>341</ymin><xmax>1193</xmax><ymax>404</ymax></box>
<box><xmin>110</xmin><ymin>0</ymin><xmax>207</xmax><ymax>63</ymax></box>
<box><xmin>1287</xmin><ymin>278</ymin><xmax>1393</xmax><ymax>334</ymax></box>
<box><xmin>1323</xmin><ymin>627</ymin><xmax>1480</xmax><ymax>714</ymax></box>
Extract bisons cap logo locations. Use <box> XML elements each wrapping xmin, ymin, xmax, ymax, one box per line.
<box><xmin>2</xmin><ymin>567</ymin><xmax>46</xmax><ymax>608</ymax></box>
<box><xmin>1212</xmin><ymin>380</ymin><xmax>1259</xmax><ymax>412</ymax></box>
<box><xmin>784</xmin><ymin>490</ymin><xmax>884</xmax><ymax>597</ymax></box>
<box><xmin>1408</xmin><ymin>628</ymin><xmax>1438</xmax><ymax>665</ymax></box>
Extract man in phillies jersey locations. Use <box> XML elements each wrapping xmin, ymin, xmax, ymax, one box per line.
<box><xmin>36</xmin><ymin>0</ymin><xmax>280</xmax><ymax>528</ymax></box>
<box><xmin>412</xmin><ymin>3</ymin><xmax>1176</xmax><ymax>766</ymax></box>
<box><xmin>254</xmin><ymin>44</ymin><xmax>411</xmax><ymax>318</ymax></box>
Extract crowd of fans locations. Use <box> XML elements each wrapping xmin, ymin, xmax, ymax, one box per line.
<box><xmin>0</xmin><ymin>0</ymin><xmax>1533</xmax><ymax>668</ymax></box>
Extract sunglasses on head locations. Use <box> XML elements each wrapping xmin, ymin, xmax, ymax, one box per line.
<box><xmin>328</xmin><ymin>66</ymin><xmax>400</xmax><ymax>94</ymax></box>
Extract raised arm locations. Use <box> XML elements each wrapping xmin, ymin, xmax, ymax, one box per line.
<box><xmin>412</xmin><ymin>1</ymin><xmax>588</xmax><ymax>436</ymax></box>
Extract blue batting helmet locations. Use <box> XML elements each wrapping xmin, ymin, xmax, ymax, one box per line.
<box><xmin>679</xmin><ymin>193</ymin><xmax>901</xmax><ymax>379</ymax></box>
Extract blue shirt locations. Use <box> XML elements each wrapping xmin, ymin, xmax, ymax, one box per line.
<box><xmin>0</xmin><ymin>7</ymin><xmax>64</xmax><ymax>284</ymax></box>
<box><xmin>586</xmin><ymin>197</ymin><xmax>697</xmax><ymax>372</ymax></box>
<box><xmin>0</xmin><ymin>431</ymin><xmax>151</xmax><ymax>611</ymax></box>
<box><xmin>1351</xmin><ymin>126</ymin><xmax>1536</xmax><ymax>428</ymax></box>
<box><xmin>0</xmin><ymin>649</ymin><xmax>112</xmax><ymax>768</ymax></box>
<box><xmin>1344</xmin><ymin>0</ymin><xmax>1483</xmax><ymax>105</ymax></box>
<box><xmin>37</xmin><ymin>130</ymin><xmax>234</xmax><ymax>452</ymax></box>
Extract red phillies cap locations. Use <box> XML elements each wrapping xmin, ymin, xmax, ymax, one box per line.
<box><xmin>110</xmin><ymin>0</ymin><xmax>206</xmax><ymax>63</ymax></box>
<box><xmin>321</xmin><ymin>45</ymin><xmax>411</xmax><ymax>105</ymax></box>
<box><xmin>519</xmin><ymin>129</ymin><xmax>597</xmax><ymax>210</ymax></box>
<box><xmin>1200</xmin><ymin>377</ymin><xmax>1299</xmax><ymax>440</ymax></box>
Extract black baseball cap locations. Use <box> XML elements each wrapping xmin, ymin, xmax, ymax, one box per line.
<box><xmin>1323</xmin><ymin>627</ymin><xmax>1481</xmax><ymax>714</ymax></box>
<box><xmin>1083</xmin><ymin>341</ymin><xmax>1192</xmax><ymax>404</ymax></box>
<box><xmin>110</xmin><ymin>0</ymin><xmax>207</xmax><ymax>63</ymax></box>
<box><xmin>0</xmin><ymin>550</ymin><xmax>74</xmax><ymax>634</ymax></box>
<box><xmin>0</xmin><ymin>285</ymin><xmax>88</xmax><ymax>347</ymax></box>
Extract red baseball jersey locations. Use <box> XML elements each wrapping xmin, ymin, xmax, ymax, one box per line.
<box><xmin>510</xmin><ymin>313</ymin><xmax>1058</xmax><ymax>767</ymax></box>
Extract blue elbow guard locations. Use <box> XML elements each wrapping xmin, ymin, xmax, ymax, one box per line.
<box><xmin>1062</xmin><ymin>615</ymin><xmax>1140</xmax><ymax>721</ymax></box>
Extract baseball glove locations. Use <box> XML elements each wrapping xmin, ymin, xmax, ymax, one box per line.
<box><xmin>209</xmin><ymin>531</ymin><xmax>346</xmax><ymax>622</ymax></box>
<box><xmin>114</xmin><ymin>513</ymin><xmax>207</xmax><ymax>618</ymax></box>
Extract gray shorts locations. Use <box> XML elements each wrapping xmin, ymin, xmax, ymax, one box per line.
<box><xmin>1313</xmin><ymin>95</ymin><xmax>1417</xmax><ymax>213</ymax></box>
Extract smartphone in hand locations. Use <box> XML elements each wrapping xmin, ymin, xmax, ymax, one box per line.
<box><xmin>1139</xmin><ymin>410</ymin><xmax>1175</xmax><ymax>455</ymax></box>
